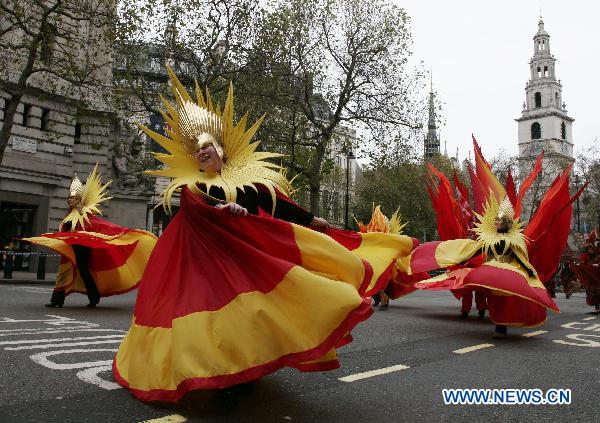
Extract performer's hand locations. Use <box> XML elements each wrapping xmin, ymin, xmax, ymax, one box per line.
<box><xmin>217</xmin><ymin>202</ymin><xmax>248</xmax><ymax>216</ymax></box>
<box><xmin>311</xmin><ymin>217</ymin><xmax>329</xmax><ymax>228</ymax></box>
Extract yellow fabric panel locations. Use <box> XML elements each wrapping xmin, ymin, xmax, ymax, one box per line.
<box><xmin>434</xmin><ymin>239</ymin><xmax>480</xmax><ymax>268</ymax></box>
<box><xmin>292</xmin><ymin>225</ymin><xmax>365</xmax><ymax>289</ymax></box>
<box><xmin>396</xmin><ymin>255</ymin><xmax>410</xmax><ymax>273</ymax></box>
<box><xmin>116</xmin><ymin>265</ymin><xmax>364</xmax><ymax>392</ymax></box>
<box><xmin>23</xmin><ymin>236</ymin><xmax>76</xmax><ymax>264</ymax></box>
<box><xmin>91</xmin><ymin>232</ymin><xmax>157</xmax><ymax>294</ymax></box>
<box><xmin>352</xmin><ymin>233</ymin><xmax>414</xmax><ymax>291</ymax></box>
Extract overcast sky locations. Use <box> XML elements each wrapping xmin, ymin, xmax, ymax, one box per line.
<box><xmin>398</xmin><ymin>0</ymin><xmax>599</xmax><ymax>162</ymax></box>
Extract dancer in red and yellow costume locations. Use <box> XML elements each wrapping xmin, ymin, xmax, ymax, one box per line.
<box><xmin>407</xmin><ymin>138</ymin><xmax>584</xmax><ymax>338</ymax></box>
<box><xmin>24</xmin><ymin>165</ymin><xmax>157</xmax><ymax>308</ymax></box>
<box><xmin>355</xmin><ymin>205</ymin><xmax>426</xmax><ymax>310</ymax></box>
<box><xmin>112</xmin><ymin>68</ymin><xmax>412</xmax><ymax>402</ymax></box>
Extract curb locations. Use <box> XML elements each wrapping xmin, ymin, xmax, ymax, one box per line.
<box><xmin>0</xmin><ymin>279</ymin><xmax>55</xmax><ymax>285</ymax></box>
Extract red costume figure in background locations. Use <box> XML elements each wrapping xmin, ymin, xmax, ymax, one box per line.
<box><xmin>571</xmin><ymin>244</ymin><xmax>600</xmax><ymax>314</ymax></box>
<box><xmin>408</xmin><ymin>137</ymin><xmax>586</xmax><ymax>338</ymax></box>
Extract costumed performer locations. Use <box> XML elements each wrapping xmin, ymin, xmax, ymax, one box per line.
<box><xmin>24</xmin><ymin>164</ymin><xmax>157</xmax><ymax>308</ymax></box>
<box><xmin>113</xmin><ymin>67</ymin><xmax>378</xmax><ymax>402</ymax></box>
<box><xmin>407</xmin><ymin>137</ymin><xmax>584</xmax><ymax>338</ymax></box>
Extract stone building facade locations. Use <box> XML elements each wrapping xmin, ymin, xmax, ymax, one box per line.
<box><xmin>0</xmin><ymin>1</ymin><xmax>152</xmax><ymax>271</ymax></box>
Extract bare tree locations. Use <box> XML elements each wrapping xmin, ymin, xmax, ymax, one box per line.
<box><xmin>238</xmin><ymin>0</ymin><xmax>425</xmax><ymax>214</ymax></box>
<box><xmin>113</xmin><ymin>0</ymin><xmax>259</xmax><ymax>117</ymax></box>
<box><xmin>0</xmin><ymin>0</ymin><xmax>115</xmax><ymax>164</ymax></box>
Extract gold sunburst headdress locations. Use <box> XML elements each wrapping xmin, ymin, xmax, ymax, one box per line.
<box><xmin>70</xmin><ymin>174</ymin><xmax>85</xmax><ymax>198</ymax></box>
<box><xmin>62</xmin><ymin>163</ymin><xmax>112</xmax><ymax>231</ymax></box>
<box><xmin>472</xmin><ymin>194</ymin><xmax>528</xmax><ymax>259</ymax></box>
<box><xmin>356</xmin><ymin>205</ymin><xmax>406</xmax><ymax>235</ymax></box>
<box><xmin>140</xmin><ymin>66</ymin><xmax>293</xmax><ymax>213</ymax></box>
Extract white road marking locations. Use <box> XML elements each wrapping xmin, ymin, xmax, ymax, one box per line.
<box><xmin>139</xmin><ymin>415</ymin><xmax>187</xmax><ymax>423</ymax></box>
<box><xmin>453</xmin><ymin>343</ymin><xmax>494</xmax><ymax>354</ymax></box>
<box><xmin>338</xmin><ymin>364</ymin><xmax>410</xmax><ymax>382</ymax></box>
<box><xmin>0</xmin><ymin>329</ymin><xmax>126</xmax><ymax>337</ymax></box>
<box><xmin>6</xmin><ymin>339</ymin><xmax>123</xmax><ymax>350</ymax></box>
<box><xmin>30</xmin><ymin>348</ymin><xmax>118</xmax><ymax>370</ymax></box>
<box><xmin>0</xmin><ymin>334</ymin><xmax>124</xmax><ymax>345</ymax></box>
<box><xmin>76</xmin><ymin>365</ymin><xmax>121</xmax><ymax>390</ymax></box>
<box><xmin>522</xmin><ymin>330</ymin><xmax>547</xmax><ymax>337</ymax></box>
<box><xmin>553</xmin><ymin>333</ymin><xmax>600</xmax><ymax>347</ymax></box>
<box><xmin>583</xmin><ymin>317</ymin><xmax>597</xmax><ymax>321</ymax></box>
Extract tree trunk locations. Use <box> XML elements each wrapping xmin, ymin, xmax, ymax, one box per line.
<box><xmin>0</xmin><ymin>95</ymin><xmax>22</xmax><ymax>165</ymax></box>
<box><xmin>307</xmin><ymin>141</ymin><xmax>328</xmax><ymax>216</ymax></box>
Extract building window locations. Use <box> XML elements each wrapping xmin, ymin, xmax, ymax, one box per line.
<box><xmin>74</xmin><ymin>123</ymin><xmax>82</xmax><ymax>144</ymax></box>
<box><xmin>561</xmin><ymin>122</ymin><xmax>566</xmax><ymax>140</ymax></box>
<box><xmin>21</xmin><ymin>104</ymin><xmax>31</xmax><ymax>127</ymax></box>
<box><xmin>542</xmin><ymin>40</ymin><xmax>546</xmax><ymax>50</ymax></box>
<box><xmin>543</xmin><ymin>66</ymin><xmax>548</xmax><ymax>77</ymax></box>
<box><xmin>537</xmin><ymin>67</ymin><xmax>541</xmax><ymax>77</ymax></box>
<box><xmin>41</xmin><ymin>109</ymin><xmax>50</xmax><ymax>131</ymax></box>
<box><xmin>534</xmin><ymin>92</ymin><xmax>541</xmax><ymax>108</ymax></box>
<box><xmin>531</xmin><ymin>122</ymin><xmax>541</xmax><ymax>139</ymax></box>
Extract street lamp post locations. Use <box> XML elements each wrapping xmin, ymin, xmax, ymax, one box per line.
<box><xmin>344</xmin><ymin>149</ymin><xmax>355</xmax><ymax>229</ymax></box>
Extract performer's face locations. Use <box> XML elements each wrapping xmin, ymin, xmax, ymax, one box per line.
<box><xmin>67</xmin><ymin>196</ymin><xmax>79</xmax><ymax>209</ymax></box>
<box><xmin>494</xmin><ymin>216</ymin><xmax>508</xmax><ymax>231</ymax></box>
<box><xmin>195</xmin><ymin>143</ymin><xmax>223</xmax><ymax>173</ymax></box>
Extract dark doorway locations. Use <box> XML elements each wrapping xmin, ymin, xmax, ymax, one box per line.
<box><xmin>0</xmin><ymin>202</ymin><xmax>37</xmax><ymax>270</ymax></box>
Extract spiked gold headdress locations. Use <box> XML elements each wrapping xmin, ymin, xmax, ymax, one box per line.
<box><xmin>61</xmin><ymin>163</ymin><xmax>112</xmax><ymax>231</ymax></box>
<box><xmin>69</xmin><ymin>174</ymin><xmax>85</xmax><ymax>198</ymax></box>
<box><xmin>472</xmin><ymin>194</ymin><xmax>527</xmax><ymax>259</ymax></box>
<box><xmin>140</xmin><ymin>66</ymin><xmax>292</xmax><ymax>213</ymax></box>
<box><xmin>356</xmin><ymin>205</ymin><xmax>406</xmax><ymax>235</ymax></box>
<box><xmin>496</xmin><ymin>196</ymin><xmax>515</xmax><ymax>228</ymax></box>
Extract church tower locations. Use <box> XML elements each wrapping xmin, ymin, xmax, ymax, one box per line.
<box><xmin>516</xmin><ymin>18</ymin><xmax>574</xmax><ymax>219</ymax></box>
<box><xmin>517</xmin><ymin>18</ymin><xmax>574</xmax><ymax>163</ymax></box>
<box><xmin>424</xmin><ymin>80</ymin><xmax>440</xmax><ymax>158</ymax></box>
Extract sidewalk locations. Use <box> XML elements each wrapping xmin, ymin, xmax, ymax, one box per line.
<box><xmin>0</xmin><ymin>271</ymin><xmax>56</xmax><ymax>285</ymax></box>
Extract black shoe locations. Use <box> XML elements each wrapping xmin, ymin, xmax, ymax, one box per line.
<box><xmin>378</xmin><ymin>304</ymin><xmax>389</xmax><ymax>311</ymax></box>
<box><xmin>493</xmin><ymin>325</ymin><xmax>507</xmax><ymax>339</ymax></box>
<box><xmin>86</xmin><ymin>302</ymin><xmax>99</xmax><ymax>308</ymax></box>
<box><xmin>459</xmin><ymin>312</ymin><xmax>469</xmax><ymax>319</ymax></box>
<box><xmin>566</xmin><ymin>294</ymin><xmax>571</xmax><ymax>299</ymax></box>
<box><xmin>478</xmin><ymin>310</ymin><xmax>486</xmax><ymax>319</ymax></box>
<box><xmin>45</xmin><ymin>302</ymin><xmax>63</xmax><ymax>308</ymax></box>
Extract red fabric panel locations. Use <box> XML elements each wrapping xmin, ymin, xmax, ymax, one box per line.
<box><xmin>409</xmin><ymin>241</ymin><xmax>443</xmax><ymax>273</ymax></box>
<box><xmin>525</xmin><ymin>166</ymin><xmax>584</xmax><ymax>283</ymax></box>
<box><xmin>464</xmin><ymin>266</ymin><xmax>558</xmax><ymax>311</ymax></box>
<box><xmin>468</xmin><ymin>163</ymin><xmax>486</xmax><ymax>214</ymax></box>
<box><xmin>486</xmin><ymin>294</ymin><xmax>548</xmax><ymax>326</ymax></box>
<box><xmin>506</xmin><ymin>168</ymin><xmax>517</xmax><ymax>207</ymax></box>
<box><xmin>322</xmin><ymin>227</ymin><xmax>362</xmax><ymax>251</ymax></box>
<box><xmin>89</xmin><ymin>241</ymin><xmax>138</xmax><ymax>271</ymax></box>
<box><xmin>134</xmin><ymin>188</ymin><xmax>303</xmax><ymax>327</ymax></box>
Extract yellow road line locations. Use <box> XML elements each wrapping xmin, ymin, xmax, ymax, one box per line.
<box><xmin>522</xmin><ymin>330</ymin><xmax>548</xmax><ymax>337</ymax></box>
<box><xmin>139</xmin><ymin>415</ymin><xmax>187</xmax><ymax>423</ymax></box>
<box><xmin>453</xmin><ymin>343</ymin><xmax>494</xmax><ymax>354</ymax></box>
<box><xmin>339</xmin><ymin>364</ymin><xmax>410</xmax><ymax>382</ymax></box>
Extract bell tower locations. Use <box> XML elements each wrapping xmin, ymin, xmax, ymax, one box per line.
<box><xmin>516</xmin><ymin>17</ymin><xmax>574</xmax><ymax>219</ymax></box>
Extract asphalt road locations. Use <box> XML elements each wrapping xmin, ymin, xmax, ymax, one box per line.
<box><xmin>0</xmin><ymin>284</ymin><xmax>597</xmax><ymax>423</ymax></box>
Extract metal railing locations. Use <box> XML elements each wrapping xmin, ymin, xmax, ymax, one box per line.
<box><xmin>1</xmin><ymin>251</ymin><xmax>60</xmax><ymax>280</ymax></box>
